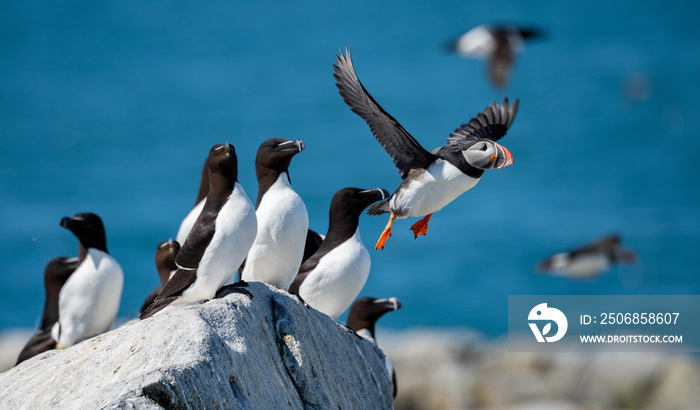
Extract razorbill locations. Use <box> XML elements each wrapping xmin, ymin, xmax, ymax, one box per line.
<box><xmin>176</xmin><ymin>156</ymin><xmax>210</xmax><ymax>245</ymax></box>
<box><xmin>288</xmin><ymin>188</ymin><xmax>389</xmax><ymax>319</ymax></box>
<box><xmin>449</xmin><ymin>24</ymin><xmax>544</xmax><ymax>88</ymax></box>
<box><xmin>537</xmin><ymin>234</ymin><xmax>636</xmax><ymax>279</ymax></box>
<box><xmin>240</xmin><ymin>138</ymin><xmax>308</xmax><ymax>290</ymax></box>
<box><xmin>51</xmin><ymin>213</ymin><xmax>124</xmax><ymax>349</ymax></box>
<box><xmin>334</xmin><ymin>49</ymin><xmax>518</xmax><ymax>250</ymax></box>
<box><xmin>15</xmin><ymin>257</ymin><xmax>79</xmax><ymax>365</ymax></box>
<box><xmin>140</xmin><ymin>239</ymin><xmax>180</xmax><ymax>315</ymax></box>
<box><xmin>347</xmin><ymin>296</ymin><xmax>402</xmax><ymax>398</ymax></box>
<box><xmin>140</xmin><ymin>143</ymin><xmax>257</xmax><ymax>319</ymax></box>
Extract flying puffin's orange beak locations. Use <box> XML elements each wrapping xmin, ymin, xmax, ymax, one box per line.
<box><xmin>495</xmin><ymin>143</ymin><xmax>514</xmax><ymax>169</ymax></box>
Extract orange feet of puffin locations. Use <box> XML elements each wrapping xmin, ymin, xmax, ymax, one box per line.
<box><xmin>410</xmin><ymin>213</ymin><xmax>433</xmax><ymax>238</ymax></box>
<box><xmin>376</xmin><ymin>214</ymin><xmax>396</xmax><ymax>250</ymax></box>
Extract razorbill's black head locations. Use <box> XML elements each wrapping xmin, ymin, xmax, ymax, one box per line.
<box><xmin>333</xmin><ymin>48</ymin><xmax>518</xmax><ymax>249</ymax></box>
<box><xmin>240</xmin><ymin>138</ymin><xmax>308</xmax><ymax>290</ymax></box>
<box><xmin>346</xmin><ymin>296</ymin><xmax>402</xmax><ymax>398</ymax></box>
<box><xmin>141</xmin><ymin>143</ymin><xmax>257</xmax><ymax>319</ymax></box>
<box><xmin>15</xmin><ymin>256</ymin><xmax>79</xmax><ymax>365</ymax></box>
<box><xmin>449</xmin><ymin>24</ymin><xmax>544</xmax><ymax>88</ymax></box>
<box><xmin>140</xmin><ymin>239</ymin><xmax>180</xmax><ymax>315</ymax></box>
<box><xmin>155</xmin><ymin>238</ymin><xmax>180</xmax><ymax>285</ymax></box>
<box><xmin>288</xmin><ymin>188</ymin><xmax>389</xmax><ymax>320</ymax></box>
<box><xmin>254</xmin><ymin>138</ymin><xmax>305</xmax><ymax>203</ymax></box>
<box><xmin>60</xmin><ymin>213</ymin><xmax>108</xmax><ymax>259</ymax></box>
<box><xmin>347</xmin><ymin>297</ymin><xmax>402</xmax><ymax>340</ymax></box>
<box><xmin>537</xmin><ymin>234</ymin><xmax>637</xmax><ymax>279</ymax></box>
<box><xmin>52</xmin><ymin>212</ymin><xmax>123</xmax><ymax>349</ymax></box>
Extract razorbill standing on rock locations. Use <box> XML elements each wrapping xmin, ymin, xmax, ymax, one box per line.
<box><xmin>16</xmin><ymin>257</ymin><xmax>79</xmax><ymax>365</ymax></box>
<box><xmin>140</xmin><ymin>143</ymin><xmax>257</xmax><ymax>319</ymax></box>
<box><xmin>240</xmin><ymin>138</ymin><xmax>308</xmax><ymax>290</ymax></box>
<box><xmin>346</xmin><ymin>296</ymin><xmax>402</xmax><ymax>398</ymax></box>
<box><xmin>176</xmin><ymin>157</ymin><xmax>210</xmax><ymax>246</ymax></box>
<box><xmin>288</xmin><ymin>187</ymin><xmax>389</xmax><ymax>319</ymax></box>
<box><xmin>334</xmin><ymin>49</ymin><xmax>518</xmax><ymax>250</ymax></box>
<box><xmin>537</xmin><ymin>234</ymin><xmax>636</xmax><ymax>279</ymax></box>
<box><xmin>139</xmin><ymin>239</ymin><xmax>180</xmax><ymax>315</ymax></box>
<box><xmin>51</xmin><ymin>213</ymin><xmax>124</xmax><ymax>349</ymax></box>
<box><xmin>449</xmin><ymin>24</ymin><xmax>544</xmax><ymax>88</ymax></box>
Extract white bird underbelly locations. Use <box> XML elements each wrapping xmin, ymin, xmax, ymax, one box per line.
<box><xmin>52</xmin><ymin>249</ymin><xmax>124</xmax><ymax>348</ymax></box>
<box><xmin>298</xmin><ymin>229</ymin><xmax>370</xmax><ymax>319</ymax></box>
<box><xmin>551</xmin><ymin>252</ymin><xmax>611</xmax><ymax>278</ymax></box>
<box><xmin>390</xmin><ymin>159</ymin><xmax>480</xmax><ymax>218</ymax></box>
<box><xmin>243</xmin><ymin>174</ymin><xmax>309</xmax><ymax>290</ymax></box>
<box><xmin>179</xmin><ymin>183</ymin><xmax>257</xmax><ymax>302</ymax></box>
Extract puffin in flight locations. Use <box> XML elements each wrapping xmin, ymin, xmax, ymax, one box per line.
<box><xmin>333</xmin><ymin>49</ymin><xmax>518</xmax><ymax>250</ymax></box>
<box><xmin>450</xmin><ymin>24</ymin><xmax>544</xmax><ymax>88</ymax></box>
<box><xmin>537</xmin><ymin>234</ymin><xmax>636</xmax><ymax>279</ymax></box>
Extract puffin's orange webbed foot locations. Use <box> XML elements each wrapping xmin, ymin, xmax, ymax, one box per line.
<box><xmin>410</xmin><ymin>213</ymin><xmax>433</xmax><ymax>238</ymax></box>
<box><xmin>375</xmin><ymin>214</ymin><xmax>396</xmax><ymax>250</ymax></box>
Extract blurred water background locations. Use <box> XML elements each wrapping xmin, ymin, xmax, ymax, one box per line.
<box><xmin>1</xmin><ymin>0</ymin><xmax>699</xmax><ymax>338</ymax></box>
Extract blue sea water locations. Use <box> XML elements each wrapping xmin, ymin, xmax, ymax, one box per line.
<box><xmin>1</xmin><ymin>0</ymin><xmax>699</xmax><ymax>337</ymax></box>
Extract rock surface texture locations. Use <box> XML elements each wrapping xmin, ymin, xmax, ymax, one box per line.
<box><xmin>0</xmin><ymin>283</ymin><xmax>393</xmax><ymax>409</ymax></box>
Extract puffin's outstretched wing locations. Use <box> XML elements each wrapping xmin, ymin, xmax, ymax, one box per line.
<box><xmin>334</xmin><ymin>48</ymin><xmax>436</xmax><ymax>180</ymax></box>
<box><xmin>447</xmin><ymin>97</ymin><xmax>519</xmax><ymax>148</ymax></box>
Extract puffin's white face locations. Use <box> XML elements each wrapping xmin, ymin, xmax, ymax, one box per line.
<box><xmin>461</xmin><ymin>140</ymin><xmax>514</xmax><ymax>170</ymax></box>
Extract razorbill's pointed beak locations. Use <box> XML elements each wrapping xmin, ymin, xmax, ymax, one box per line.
<box><xmin>217</xmin><ymin>142</ymin><xmax>231</xmax><ymax>157</ymax></box>
<box><xmin>278</xmin><ymin>139</ymin><xmax>305</xmax><ymax>153</ymax></box>
<box><xmin>164</xmin><ymin>238</ymin><xmax>178</xmax><ymax>254</ymax></box>
<box><xmin>495</xmin><ymin>143</ymin><xmax>514</xmax><ymax>169</ymax></box>
<box><xmin>374</xmin><ymin>297</ymin><xmax>402</xmax><ymax>311</ymax></box>
<box><xmin>359</xmin><ymin>188</ymin><xmax>390</xmax><ymax>201</ymax></box>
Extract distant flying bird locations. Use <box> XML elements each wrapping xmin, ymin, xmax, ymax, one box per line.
<box><xmin>16</xmin><ymin>257</ymin><xmax>79</xmax><ymax>365</ymax></box>
<box><xmin>346</xmin><ymin>296</ymin><xmax>402</xmax><ymax>398</ymax></box>
<box><xmin>52</xmin><ymin>213</ymin><xmax>124</xmax><ymax>349</ymax></box>
<box><xmin>289</xmin><ymin>188</ymin><xmax>389</xmax><ymax>319</ymax></box>
<box><xmin>537</xmin><ymin>234</ymin><xmax>636</xmax><ymax>279</ymax></box>
<box><xmin>334</xmin><ymin>48</ymin><xmax>518</xmax><ymax>250</ymax></box>
<box><xmin>449</xmin><ymin>24</ymin><xmax>544</xmax><ymax>88</ymax></box>
<box><xmin>140</xmin><ymin>143</ymin><xmax>257</xmax><ymax>319</ymax></box>
<box><xmin>140</xmin><ymin>239</ymin><xmax>180</xmax><ymax>315</ymax></box>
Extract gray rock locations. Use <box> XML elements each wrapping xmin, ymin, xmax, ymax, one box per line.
<box><xmin>0</xmin><ymin>283</ymin><xmax>393</xmax><ymax>409</ymax></box>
